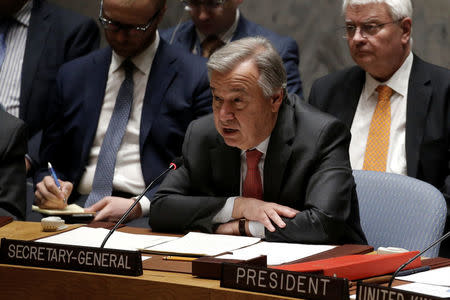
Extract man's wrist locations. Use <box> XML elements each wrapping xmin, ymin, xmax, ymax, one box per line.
<box><xmin>132</xmin><ymin>202</ymin><xmax>143</xmax><ymax>220</ymax></box>
<box><xmin>232</xmin><ymin>196</ymin><xmax>244</xmax><ymax>219</ymax></box>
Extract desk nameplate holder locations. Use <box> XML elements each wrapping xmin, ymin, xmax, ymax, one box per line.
<box><xmin>192</xmin><ymin>255</ymin><xmax>267</xmax><ymax>279</ymax></box>
<box><xmin>0</xmin><ymin>238</ymin><xmax>143</xmax><ymax>276</ymax></box>
<box><xmin>221</xmin><ymin>262</ymin><xmax>349</xmax><ymax>300</ymax></box>
<box><xmin>356</xmin><ymin>282</ymin><xmax>448</xmax><ymax>300</ymax></box>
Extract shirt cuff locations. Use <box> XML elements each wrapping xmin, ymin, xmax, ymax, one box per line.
<box><xmin>212</xmin><ymin>197</ymin><xmax>236</xmax><ymax>224</ymax></box>
<box><xmin>139</xmin><ymin>196</ymin><xmax>150</xmax><ymax>217</ymax></box>
<box><xmin>248</xmin><ymin>221</ymin><xmax>265</xmax><ymax>239</ymax></box>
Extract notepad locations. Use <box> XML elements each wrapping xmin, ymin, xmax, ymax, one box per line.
<box><xmin>32</xmin><ymin>204</ymin><xmax>94</xmax><ymax>216</ymax></box>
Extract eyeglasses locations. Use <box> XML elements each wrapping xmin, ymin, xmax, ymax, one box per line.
<box><xmin>181</xmin><ymin>0</ymin><xmax>226</xmax><ymax>10</ymax></box>
<box><xmin>98</xmin><ymin>0</ymin><xmax>161</xmax><ymax>33</ymax></box>
<box><xmin>342</xmin><ymin>20</ymin><xmax>401</xmax><ymax>39</ymax></box>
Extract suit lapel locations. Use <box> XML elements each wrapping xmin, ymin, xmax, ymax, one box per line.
<box><xmin>210</xmin><ymin>136</ymin><xmax>241</xmax><ymax>195</ymax></box>
<box><xmin>140</xmin><ymin>40</ymin><xmax>178</xmax><ymax>147</ymax></box>
<box><xmin>231</xmin><ymin>15</ymin><xmax>249</xmax><ymax>41</ymax></box>
<box><xmin>342</xmin><ymin>68</ymin><xmax>365</xmax><ymax>127</ymax></box>
<box><xmin>405</xmin><ymin>55</ymin><xmax>432</xmax><ymax>178</ymax></box>
<box><xmin>20</xmin><ymin>0</ymin><xmax>51</xmax><ymax>120</ymax></box>
<box><xmin>263</xmin><ymin>97</ymin><xmax>295</xmax><ymax>203</ymax></box>
<box><xmin>79</xmin><ymin>49</ymin><xmax>111</xmax><ymax>164</ymax></box>
<box><xmin>174</xmin><ymin>21</ymin><xmax>197</xmax><ymax>51</ymax></box>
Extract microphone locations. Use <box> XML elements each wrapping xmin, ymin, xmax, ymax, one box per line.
<box><xmin>387</xmin><ymin>230</ymin><xmax>450</xmax><ymax>287</ymax></box>
<box><xmin>100</xmin><ymin>157</ymin><xmax>183</xmax><ymax>248</ymax></box>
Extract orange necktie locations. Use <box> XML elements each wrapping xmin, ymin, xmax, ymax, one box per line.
<box><xmin>362</xmin><ymin>85</ymin><xmax>394</xmax><ymax>172</ymax></box>
<box><xmin>201</xmin><ymin>35</ymin><xmax>225</xmax><ymax>58</ymax></box>
<box><xmin>242</xmin><ymin>149</ymin><xmax>263</xmax><ymax>200</ymax></box>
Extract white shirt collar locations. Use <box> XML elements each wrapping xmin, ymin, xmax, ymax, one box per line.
<box><xmin>240</xmin><ymin>135</ymin><xmax>271</xmax><ymax>157</ymax></box>
<box><xmin>111</xmin><ymin>31</ymin><xmax>160</xmax><ymax>75</ymax></box>
<box><xmin>196</xmin><ymin>9</ymin><xmax>240</xmax><ymax>44</ymax></box>
<box><xmin>363</xmin><ymin>51</ymin><xmax>413</xmax><ymax>99</ymax></box>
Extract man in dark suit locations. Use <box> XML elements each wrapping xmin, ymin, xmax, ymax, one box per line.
<box><xmin>150</xmin><ymin>37</ymin><xmax>366</xmax><ymax>244</ymax></box>
<box><xmin>160</xmin><ymin>0</ymin><xmax>303</xmax><ymax>98</ymax></box>
<box><xmin>33</xmin><ymin>0</ymin><xmax>211</xmax><ymax>224</ymax></box>
<box><xmin>0</xmin><ymin>0</ymin><xmax>100</xmax><ymax>173</ymax></box>
<box><xmin>309</xmin><ymin>0</ymin><xmax>450</xmax><ymax>256</ymax></box>
<box><xmin>0</xmin><ymin>110</ymin><xmax>27</xmax><ymax>220</ymax></box>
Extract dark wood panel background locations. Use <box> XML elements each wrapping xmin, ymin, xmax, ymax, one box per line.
<box><xmin>51</xmin><ymin>0</ymin><xmax>449</xmax><ymax>98</ymax></box>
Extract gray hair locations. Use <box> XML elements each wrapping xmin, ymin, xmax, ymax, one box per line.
<box><xmin>207</xmin><ymin>36</ymin><xmax>287</xmax><ymax>98</ymax></box>
<box><xmin>342</xmin><ymin>0</ymin><xmax>412</xmax><ymax>20</ymax></box>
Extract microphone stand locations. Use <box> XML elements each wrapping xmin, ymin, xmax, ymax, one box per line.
<box><xmin>100</xmin><ymin>162</ymin><xmax>179</xmax><ymax>248</ymax></box>
<box><xmin>388</xmin><ymin>230</ymin><xmax>450</xmax><ymax>287</ymax></box>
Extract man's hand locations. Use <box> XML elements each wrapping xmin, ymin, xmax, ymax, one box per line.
<box><xmin>215</xmin><ymin>219</ymin><xmax>240</xmax><ymax>235</ymax></box>
<box><xmin>35</xmin><ymin>176</ymin><xmax>72</xmax><ymax>209</ymax></box>
<box><xmin>232</xmin><ymin>197</ymin><xmax>299</xmax><ymax>232</ymax></box>
<box><xmin>85</xmin><ymin>196</ymin><xmax>142</xmax><ymax>222</ymax></box>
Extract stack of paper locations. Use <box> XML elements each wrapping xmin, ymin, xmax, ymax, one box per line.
<box><xmin>142</xmin><ymin>232</ymin><xmax>260</xmax><ymax>256</ymax></box>
<box><xmin>36</xmin><ymin>227</ymin><xmax>177</xmax><ymax>251</ymax></box>
<box><xmin>395</xmin><ymin>266</ymin><xmax>450</xmax><ymax>298</ymax></box>
<box><xmin>217</xmin><ymin>242</ymin><xmax>335</xmax><ymax>265</ymax></box>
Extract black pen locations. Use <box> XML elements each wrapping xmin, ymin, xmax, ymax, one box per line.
<box><xmin>397</xmin><ymin>265</ymin><xmax>430</xmax><ymax>277</ymax></box>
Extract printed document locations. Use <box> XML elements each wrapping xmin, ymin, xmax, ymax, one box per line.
<box><xmin>142</xmin><ymin>232</ymin><xmax>260</xmax><ymax>256</ymax></box>
<box><xmin>36</xmin><ymin>227</ymin><xmax>177</xmax><ymax>251</ymax></box>
<box><xmin>217</xmin><ymin>242</ymin><xmax>335</xmax><ymax>265</ymax></box>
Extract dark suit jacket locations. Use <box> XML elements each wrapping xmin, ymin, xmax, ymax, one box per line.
<box><xmin>150</xmin><ymin>94</ymin><xmax>367</xmax><ymax>245</ymax></box>
<box><xmin>0</xmin><ymin>110</ymin><xmax>27</xmax><ymax>220</ymax></box>
<box><xmin>22</xmin><ymin>0</ymin><xmax>100</xmax><ymax>167</ymax></box>
<box><xmin>308</xmin><ymin>55</ymin><xmax>450</xmax><ymax>205</ymax></box>
<box><xmin>160</xmin><ymin>15</ymin><xmax>303</xmax><ymax>98</ymax></box>
<box><xmin>34</xmin><ymin>39</ymin><xmax>212</xmax><ymax>202</ymax></box>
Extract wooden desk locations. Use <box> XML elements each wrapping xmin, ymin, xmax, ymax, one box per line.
<box><xmin>0</xmin><ymin>221</ymin><xmax>296</xmax><ymax>300</ymax></box>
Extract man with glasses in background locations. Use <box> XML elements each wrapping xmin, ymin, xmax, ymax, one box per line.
<box><xmin>309</xmin><ymin>0</ymin><xmax>450</xmax><ymax>257</ymax></box>
<box><xmin>161</xmin><ymin>0</ymin><xmax>303</xmax><ymax>98</ymax></box>
<box><xmin>33</xmin><ymin>0</ymin><xmax>211</xmax><ymax>225</ymax></box>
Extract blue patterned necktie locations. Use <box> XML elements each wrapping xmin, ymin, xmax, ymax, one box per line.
<box><xmin>85</xmin><ymin>60</ymin><xmax>135</xmax><ymax>207</ymax></box>
<box><xmin>0</xmin><ymin>19</ymin><xmax>11</xmax><ymax>70</ymax></box>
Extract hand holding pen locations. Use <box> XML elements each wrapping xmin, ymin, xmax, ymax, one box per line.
<box><xmin>48</xmin><ymin>162</ymin><xmax>67</xmax><ymax>205</ymax></box>
<box><xmin>34</xmin><ymin>163</ymin><xmax>73</xmax><ymax>209</ymax></box>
